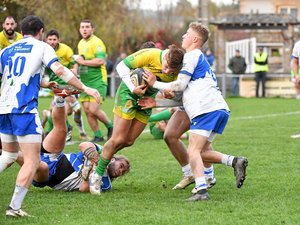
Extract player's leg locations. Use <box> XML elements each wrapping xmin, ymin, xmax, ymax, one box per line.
<box><xmin>82</xmin><ymin>101</ymin><xmax>105</xmax><ymax>141</ymax></box>
<box><xmin>42</xmin><ymin>96</ymin><xmax>67</xmax><ymax>154</ymax></box>
<box><xmin>200</xmin><ymin>109</ymin><xmax>247</xmax><ymax>188</ymax></box>
<box><xmin>88</xmin><ymin>101</ymin><xmax>113</xmax><ymax>140</ymax></box>
<box><xmin>0</xmin><ymin>135</ymin><xmax>18</xmax><ymax>173</ymax></box>
<box><xmin>163</xmin><ymin>110</ymin><xmax>194</xmax><ymax>189</ymax></box>
<box><xmin>15</xmin><ymin>151</ymin><xmax>49</xmax><ymax>184</ymax></box>
<box><xmin>90</xmin><ymin>114</ymin><xmax>131</xmax><ymax>194</ymax></box>
<box><xmin>4</xmin><ymin>114</ymin><xmax>42</xmax><ymax>217</ymax></box>
<box><xmin>121</xmin><ymin>118</ymin><xmax>148</xmax><ymax>148</ymax></box>
<box><xmin>67</xmin><ymin>95</ymin><xmax>89</xmax><ymax>139</ymax></box>
<box><xmin>186</xmin><ymin>133</ymin><xmax>209</xmax><ymax>201</ymax></box>
<box><xmin>201</xmin><ymin>141</ymin><xmax>248</xmax><ymax>188</ymax></box>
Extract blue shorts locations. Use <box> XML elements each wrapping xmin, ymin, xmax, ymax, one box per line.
<box><xmin>0</xmin><ymin>113</ymin><xmax>42</xmax><ymax>136</ymax></box>
<box><xmin>190</xmin><ymin>109</ymin><xmax>230</xmax><ymax>134</ymax></box>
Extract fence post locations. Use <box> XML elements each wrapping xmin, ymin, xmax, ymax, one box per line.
<box><xmin>109</xmin><ymin>73</ymin><xmax>116</xmax><ymax>97</ymax></box>
<box><xmin>222</xmin><ymin>73</ymin><xmax>227</xmax><ymax>98</ymax></box>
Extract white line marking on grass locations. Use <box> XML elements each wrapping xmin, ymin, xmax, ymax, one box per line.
<box><xmin>231</xmin><ymin>111</ymin><xmax>300</xmax><ymax>121</ymax></box>
<box><xmin>141</xmin><ymin>111</ymin><xmax>300</xmax><ymax>135</ymax></box>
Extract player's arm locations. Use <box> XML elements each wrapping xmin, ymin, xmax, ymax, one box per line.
<box><xmin>138</xmin><ymin>96</ymin><xmax>183</xmax><ymax>109</ymax></box>
<box><xmin>40</xmin><ymin>79</ymin><xmax>57</xmax><ymax>88</ymax></box>
<box><xmin>144</xmin><ymin>70</ymin><xmax>190</xmax><ymax>92</ymax></box>
<box><xmin>50</xmin><ymin>61</ymin><xmax>100</xmax><ymax>103</ymax></box>
<box><xmin>75</xmin><ymin>55</ymin><xmax>105</xmax><ymax>67</ymax></box>
<box><xmin>75</xmin><ymin>45</ymin><xmax>106</xmax><ymax>67</ymax></box>
<box><xmin>116</xmin><ymin>60</ymin><xmax>147</xmax><ymax>96</ymax></box>
<box><xmin>78</xmin><ymin>141</ymin><xmax>100</xmax><ymax>164</ymax></box>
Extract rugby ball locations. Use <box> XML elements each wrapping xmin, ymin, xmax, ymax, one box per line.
<box><xmin>130</xmin><ymin>68</ymin><xmax>148</xmax><ymax>87</ymax></box>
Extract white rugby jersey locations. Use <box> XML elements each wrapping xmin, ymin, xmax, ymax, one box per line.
<box><xmin>153</xmin><ymin>49</ymin><xmax>229</xmax><ymax>120</ymax></box>
<box><xmin>292</xmin><ymin>40</ymin><xmax>300</xmax><ymax>61</ymax></box>
<box><xmin>0</xmin><ymin>37</ymin><xmax>58</xmax><ymax>114</ymax></box>
<box><xmin>181</xmin><ymin>49</ymin><xmax>229</xmax><ymax>119</ymax></box>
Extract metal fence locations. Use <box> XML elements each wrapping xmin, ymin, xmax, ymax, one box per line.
<box><xmin>107</xmin><ymin>73</ymin><xmax>292</xmax><ymax>98</ymax></box>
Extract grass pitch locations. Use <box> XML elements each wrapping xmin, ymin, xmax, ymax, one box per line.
<box><xmin>0</xmin><ymin>97</ymin><xmax>300</xmax><ymax>224</ymax></box>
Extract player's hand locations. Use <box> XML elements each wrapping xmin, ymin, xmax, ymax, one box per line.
<box><xmin>133</xmin><ymin>84</ymin><xmax>148</xmax><ymax>96</ymax></box>
<box><xmin>47</xmin><ymin>81</ymin><xmax>57</xmax><ymax>88</ymax></box>
<box><xmin>143</xmin><ymin>70</ymin><xmax>157</xmax><ymax>86</ymax></box>
<box><xmin>163</xmin><ymin>90</ymin><xmax>175</xmax><ymax>99</ymax></box>
<box><xmin>138</xmin><ymin>96</ymin><xmax>156</xmax><ymax>109</ymax></box>
<box><xmin>85</xmin><ymin>87</ymin><xmax>100</xmax><ymax>104</ymax></box>
<box><xmin>41</xmin><ymin>81</ymin><xmax>57</xmax><ymax>88</ymax></box>
<box><xmin>75</xmin><ymin>55</ymin><xmax>85</xmax><ymax>65</ymax></box>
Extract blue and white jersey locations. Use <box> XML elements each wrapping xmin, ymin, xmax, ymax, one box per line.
<box><xmin>0</xmin><ymin>37</ymin><xmax>58</xmax><ymax>114</ymax></box>
<box><xmin>180</xmin><ymin>49</ymin><xmax>229</xmax><ymax>120</ymax></box>
<box><xmin>36</xmin><ymin>143</ymin><xmax>112</xmax><ymax>192</ymax></box>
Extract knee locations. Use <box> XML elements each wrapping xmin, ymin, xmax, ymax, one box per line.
<box><xmin>108</xmin><ymin>137</ymin><xmax>127</xmax><ymax>151</ymax></box>
<box><xmin>124</xmin><ymin>139</ymin><xmax>135</xmax><ymax>147</ymax></box>
<box><xmin>163</xmin><ymin>131</ymin><xmax>176</xmax><ymax>144</ymax></box>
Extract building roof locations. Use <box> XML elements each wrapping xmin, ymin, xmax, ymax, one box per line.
<box><xmin>210</xmin><ymin>13</ymin><xmax>300</xmax><ymax>29</ymax></box>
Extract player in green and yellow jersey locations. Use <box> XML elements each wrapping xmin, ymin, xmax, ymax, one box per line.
<box><xmin>43</xmin><ymin>29</ymin><xmax>89</xmax><ymax>140</ymax></box>
<box><xmin>89</xmin><ymin>44</ymin><xmax>184</xmax><ymax>194</ymax></box>
<box><xmin>0</xmin><ymin>16</ymin><xmax>23</xmax><ymax>51</ymax></box>
<box><xmin>0</xmin><ymin>16</ymin><xmax>23</xmax><ymax>148</ymax></box>
<box><xmin>73</xmin><ymin>19</ymin><xmax>113</xmax><ymax>142</ymax></box>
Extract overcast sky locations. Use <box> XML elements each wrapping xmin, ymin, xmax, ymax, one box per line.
<box><xmin>139</xmin><ymin>0</ymin><xmax>233</xmax><ymax>10</ymax></box>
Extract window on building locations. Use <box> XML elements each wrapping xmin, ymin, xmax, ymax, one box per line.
<box><xmin>280</xmin><ymin>8</ymin><xmax>288</xmax><ymax>14</ymax></box>
<box><xmin>271</xmin><ymin>48</ymin><xmax>281</xmax><ymax>57</ymax></box>
<box><xmin>291</xmin><ymin>8</ymin><xmax>298</xmax><ymax>19</ymax></box>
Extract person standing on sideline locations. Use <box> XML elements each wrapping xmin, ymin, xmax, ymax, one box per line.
<box><xmin>0</xmin><ymin>15</ymin><xmax>100</xmax><ymax>217</ymax></box>
<box><xmin>0</xmin><ymin>16</ymin><xmax>23</xmax><ymax>50</ymax></box>
<box><xmin>254</xmin><ymin>47</ymin><xmax>268</xmax><ymax>97</ymax></box>
<box><xmin>204</xmin><ymin>48</ymin><xmax>214</xmax><ymax>67</ymax></box>
<box><xmin>73</xmin><ymin>19</ymin><xmax>113</xmax><ymax>142</ymax></box>
<box><xmin>228</xmin><ymin>49</ymin><xmax>247</xmax><ymax>97</ymax></box>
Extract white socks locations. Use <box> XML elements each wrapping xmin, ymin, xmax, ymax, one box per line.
<box><xmin>195</xmin><ymin>176</ymin><xmax>207</xmax><ymax>190</ymax></box>
<box><xmin>221</xmin><ymin>154</ymin><xmax>235</xmax><ymax>166</ymax></box>
<box><xmin>9</xmin><ymin>185</ymin><xmax>28</xmax><ymax>210</ymax></box>
<box><xmin>54</xmin><ymin>96</ymin><xmax>65</xmax><ymax>108</ymax></box>
<box><xmin>182</xmin><ymin>164</ymin><xmax>193</xmax><ymax>177</ymax></box>
<box><xmin>204</xmin><ymin>165</ymin><xmax>215</xmax><ymax>179</ymax></box>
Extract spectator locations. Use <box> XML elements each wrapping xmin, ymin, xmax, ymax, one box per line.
<box><xmin>254</xmin><ymin>47</ymin><xmax>268</xmax><ymax>98</ymax></box>
<box><xmin>204</xmin><ymin>48</ymin><xmax>214</xmax><ymax>67</ymax></box>
<box><xmin>228</xmin><ymin>49</ymin><xmax>247</xmax><ymax>97</ymax></box>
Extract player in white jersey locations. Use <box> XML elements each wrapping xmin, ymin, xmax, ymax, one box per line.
<box><xmin>143</xmin><ymin>22</ymin><xmax>248</xmax><ymax>201</ymax></box>
<box><xmin>0</xmin><ymin>15</ymin><xmax>100</xmax><ymax>218</ymax></box>
<box><xmin>290</xmin><ymin>40</ymin><xmax>300</xmax><ymax>138</ymax></box>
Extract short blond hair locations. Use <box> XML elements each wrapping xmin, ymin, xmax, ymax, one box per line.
<box><xmin>189</xmin><ymin>22</ymin><xmax>210</xmax><ymax>45</ymax></box>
